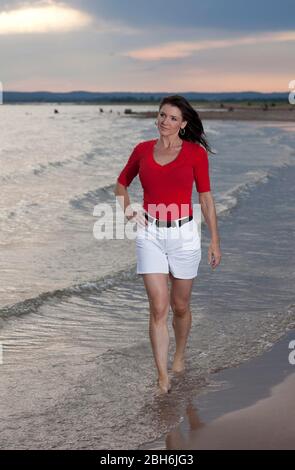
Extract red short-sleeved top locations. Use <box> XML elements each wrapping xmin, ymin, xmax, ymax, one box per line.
<box><xmin>117</xmin><ymin>138</ymin><xmax>211</xmax><ymax>221</ymax></box>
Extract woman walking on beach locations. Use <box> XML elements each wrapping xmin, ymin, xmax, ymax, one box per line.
<box><xmin>114</xmin><ymin>95</ymin><xmax>221</xmax><ymax>394</ymax></box>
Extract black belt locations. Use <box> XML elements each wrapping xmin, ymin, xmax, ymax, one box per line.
<box><xmin>144</xmin><ymin>212</ymin><xmax>193</xmax><ymax>228</ymax></box>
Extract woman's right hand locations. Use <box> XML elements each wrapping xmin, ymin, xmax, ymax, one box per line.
<box><xmin>126</xmin><ymin>210</ymin><xmax>148</xmax><ymax>228</ymax></box>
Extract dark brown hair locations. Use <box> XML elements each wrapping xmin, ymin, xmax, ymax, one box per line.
<box><xmin>158</xmin><ymin>94</ymin><xmax>216</xmax><ymax>155</ymax></box>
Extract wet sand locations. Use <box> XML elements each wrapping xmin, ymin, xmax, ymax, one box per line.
<box><xmin>165</xmin><ymin>373</ymin><xmax>295</xmax><ymax>450</ymax></box>
<box><xmin>199</xmin><ymin>108</ymin><xmax>295</xmax><ymax>121</ymax></box>
<box><xmin>123</xmin><ymin>105</ymin><xmax>295</xmax><ymax>122</ymax></box>
<box><xmin>143</xmin><ymin>329</ymin><xmax>295</xmax><ymax>450</ymax></box>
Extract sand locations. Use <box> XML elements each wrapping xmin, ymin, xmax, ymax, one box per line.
<box><xmin>165</xmin><ymin>373</ymin><xmax>295</xmax><ymax>450</ymax></box>
<box><xmin>143</xmin><ymin>329</ymin><xmax>295</xmax><ymax>450</ymax></box>
<box><xmin>123</xmin><ymin>105</ymin><xmax>295</xmax><ymax>122</ymax></box>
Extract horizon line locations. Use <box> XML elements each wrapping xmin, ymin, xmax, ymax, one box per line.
<box><xmin>3</xmin><ymin>90</ymin><xmax>289</xmax><ymax>94</ymax></box>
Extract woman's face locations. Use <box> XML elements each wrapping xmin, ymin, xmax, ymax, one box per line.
<box><xmin>157</xmin><ymin>104</ymin><xmax>187</xmax><ymax>136</ymax></box>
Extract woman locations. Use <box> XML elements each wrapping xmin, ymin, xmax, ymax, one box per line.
<box><xmin>114</xmin><ymin>95</ymin><xmax>221</xmax><ymax>394</ymax></box>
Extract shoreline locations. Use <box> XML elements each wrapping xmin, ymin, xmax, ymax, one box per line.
<box><xmin>141</xmin><ymin>328</ymin><xmax>295</xmax><ymax>450</ymax></box>
<box><xmin>122</xmin><ymin>106</ymin><xmax>295</xmax><ymax>122</ymax></box>
<box><xmin>3</xmin><ymin>102</ymin><xmax>294</xmax><ymax>122</ymax></box>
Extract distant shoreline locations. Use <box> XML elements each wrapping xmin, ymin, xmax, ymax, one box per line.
<box><xmin>2</xmin><ymin>101</ymin><xmax>294</xmax><ymax>121</ymax></box>
<box><xmin>120</xmin><ymin>102</ymin><xmax>295</xmax><ymax>122</ymax></box>
<box><xmin>124</xmin><ymin>109</ymin><xmax>295</xmax><ymax>122</ymax></box>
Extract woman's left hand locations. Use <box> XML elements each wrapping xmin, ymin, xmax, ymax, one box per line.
<box><xmin>208</xmin><ymin>241</ymin><xmax>222</xmax><ymax>269</ymax></box>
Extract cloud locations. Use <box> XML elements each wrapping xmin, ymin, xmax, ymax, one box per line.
<box><xmin>0</xmin><ymin>0</ymin><xmax>140</xmax><ymax>35</ymax></box>
<box><xmin>1</xmin><ymin>0</ymin><xmax>295</xmax><ymax>34</ymax></box>
<box><xmin>0</xmin><ymin>2</ymin><xmax>92</xmax><ymax>34</ymax></box>
<box><xmin>0</xmin><ymin>0</ymin><xmax>293</xmax><ymax>93</ymax></box>
<box><xmin>123</xmin><ymin>30</ymin><xmax>295</xmax><ymax>61</ymax></box>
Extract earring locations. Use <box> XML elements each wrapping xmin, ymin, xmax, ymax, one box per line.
<box><xmin>155</xmin><ymin>121</ymin><xmax>158</xmax><ymax>126</ymax></box>
<box><xmin>179</xmin><ymin>127</ymin><xmax>185</xmax><ymax>136</ymax></box>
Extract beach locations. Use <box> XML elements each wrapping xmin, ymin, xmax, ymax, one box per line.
<box><xmin>0</xmin><ymin>104</ymin><xmax>295</xmax><ymax>449</ymax></box>
<box><xmin>123</xmin><ymin>103</ymin><xmax>295</xmax><ymax>122</ymax></box>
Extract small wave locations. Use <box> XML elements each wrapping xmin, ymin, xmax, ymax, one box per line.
<box><xmin>214</xmin><ymin>163</ymin><xmax>291</xmax><ymax>217</ymax></box>
<box><xmin>33</xmin><ymin>159</ymin><xmax>72</xmax><ymax>175</ymax></box>
<box><xmin>69</xmin><ymin>183</ymin><xmax>116</xmax><ymax>210</ymax></box>
<box><xmin>32</xmin><ymin>151</ymin><xmax>97</xmax><ymax>176</ymax></box>
<box><xmin>0</xmin><ymin>266</ymin><xmax>138</xmax><ymax>321</ymax></box>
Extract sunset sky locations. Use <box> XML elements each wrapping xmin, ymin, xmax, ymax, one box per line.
<box><xmin>0</xmin><ymin>0</ymin><xmax>294</xmax><ymax>93</ymax></box>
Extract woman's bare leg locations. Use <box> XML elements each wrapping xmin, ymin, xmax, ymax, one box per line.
<box><xmin>142</xmin><ymin>273</ymin><xmax>171</xmax><ymax>393</ymax></box>
<box><xmin>169</xmin><ymin>274</ymin><xmax>194</xmax><ymax>373</ymax></box>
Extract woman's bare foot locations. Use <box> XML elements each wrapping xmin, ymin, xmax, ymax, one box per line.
<box><xmin>157</xmin><ymin>375</ymin><xmax>171</xmax><ymax>394</ymax></box>
<box><xmin>172</xmin><ymin>356</ymin><xmax>185</xmax><ymax>373</ymax></box>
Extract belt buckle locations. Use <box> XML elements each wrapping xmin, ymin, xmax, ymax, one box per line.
<box><xmin>156</xmin><ymin>219</ymin><xmax>177</xmax><ymax>228</ymax></box>
<box><xmin>156</xmin><ymin>217</ymin><xmax>191</xmax><ymax>227</ymax></box>
<box><xmin>156</xmin><ymin>219</ymin><xmax>167</xmax><ymax>227</ymax></box>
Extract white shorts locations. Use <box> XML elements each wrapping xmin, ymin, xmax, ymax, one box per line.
<box><xmin>136</xmin><ymin>215</ymin><xmax>202</xmax><ymax>279</ymax></box>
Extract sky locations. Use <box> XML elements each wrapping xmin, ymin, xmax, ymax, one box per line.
<box><xmin>0</xmin><ymin>0</ymin><xmax>294</xmax><ymax>93</ymax></box>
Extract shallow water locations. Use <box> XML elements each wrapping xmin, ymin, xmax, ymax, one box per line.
<box><xmin>0</xmin><ymin>104</ymin><xmax>295</xmax><ymax>449</ymax></box>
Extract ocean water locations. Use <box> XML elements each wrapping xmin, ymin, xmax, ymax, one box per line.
<box><xmin>0</xmin><ymin>104</ymin><xmax>295</xmax><ymax>449</ymax></box>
